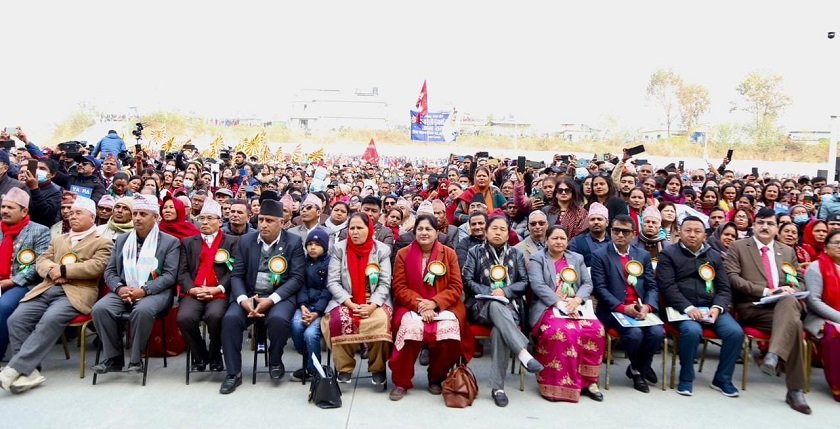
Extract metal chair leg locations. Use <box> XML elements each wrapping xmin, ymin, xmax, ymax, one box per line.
<box><xmin>61</xmin><ymin>333</ymin><xmax>71</xmax><ymax>360</ymax></box>
<box><xmin>92</xmin><ymin>342</ymin><xmax>101</xmax><ymax>385</ymax></box>
<box><xmin>79</xmin><ymin>321</ymin><xmax>91</xmax><ymax>379</ymax></box>
<box><xmin>803</xmin><ymin>338</ymin><xmax>811</xmax><ymax>394</ymax></box>
<box><xmin>604</xmin><ymin>335</ymin><xmax>612</xmax><ymax>390</ymax></box>
<box><xmin>185</xmin><ymin>346</ymin><xmax>191</xmax><ymax>385</ymax></box>
<box><xmin>519</xmin><ymin>362</ymin><xmax>524</xmax><ymax>392</ymax></box>
<box><xmin>162</xmin><ymin>316</ymin><xmax>168</xmax><ymax>368</ymax></box>
<box><xmin>661</xmin><ymin>337</ymin><xmax>667</xmax><ymax>391</ymax></box>
<box><xmin>741</xmin><ymin>338</ymin><xmax>751</xmax><ymax>391</ymax></box>
<box><xmin>698</xmin><ymin>339</ymin><xmax>709</xmax><ymax>373</ymax></box>
<box><xmin>670</xmin><ymin>338</ymin><xmax>678</xmax><ymax>389</ymax></box>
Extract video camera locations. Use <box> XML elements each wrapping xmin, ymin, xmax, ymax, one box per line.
<box><xmin>131</xmin><ymin>123</ymin><xmax>145</xmax><ymax>140</ymax></box>
<box><xmin>57</xmin><ymin>141</ymin><xmax>83</xmax><ymax>157</ymax></box>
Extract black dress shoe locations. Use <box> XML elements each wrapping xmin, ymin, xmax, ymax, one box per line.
<box><xmin>419</xmin><ymin>347</ymin><xmax>430</xmax><ymax>366</ymax></box>
<box><xmin>191</xmin><ymin>361</ymin><xmax>207</xmax><ymax>372</ymax></box>
<box><xmin>219</xmin><ymin>374</ymin><xmax>242</xmax><ymax>394</ymax></box>
<box><xmin>786</xmin><ymin>389</ymin><xmax>812</xmax><ymax>415</ymax></box>
<box><xmin>209</xmin><ymin>361</ymin><xmax>224</xmax><ymax>372</ymax></box>
<box><xmin>581</xmin><ymin>384</ymin><xmax>604</xmax><ymax>402</ymax></box>
<box><xmin>92</xmin><ymin>357</ymin><xmax>124</xmax><ymax>375</ymax></box>
<box><xmin>269</xmin><ymin>364</ymin><xmax>285</xmax><ymax>380</ymax></box>
<box><xmin>642</xmin><ymin>367</ymin><xmax>658</xmax><ymax>385</ymax></box>
<box><xmin>371</xmin><ymin>371</ymin><xmax>387</xmax><ymax>385</ymax></box>
<box><xmin>492</xmin><ymin>389</ymin><xmax>509</xmax><ymax>407</ymax></box>
<box><xmin>626</xmin><ymin>366</ymin><xmax>649</xmax><ymax>393</ymax></box>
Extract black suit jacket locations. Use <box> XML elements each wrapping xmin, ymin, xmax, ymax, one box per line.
<box><xmin>231</xmin><ymin>231</ymin><xmax>305</xmax><ymax>302</ymax></box>
<box><xmin>591</xmin><ymin>244</ymin><xmax>658</xmax><ymax>320</ymax></box>
<box><xmin>103</xmin><ymin>231</ymin><xmax>181</xmax><ymax>296</ymax></box>
<box><xmin>178</xmin><ymin>232</ymin><xmax>241</xmax><ymax>294</ymax></box>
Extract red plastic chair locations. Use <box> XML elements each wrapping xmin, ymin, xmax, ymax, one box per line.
<box><xmin>741</xmin><ymin>326</ymin><xmax>811</xmax><ymax>392</ymax></box>
<box><xmin>663</xmin><ymin>323</ymin><xmax>720</xmax><ymax>390</ymax></box>
<box><xmin>468</xmin><ymin>323</ymin><xmax>524</xmax><ymax>391</ymax></box>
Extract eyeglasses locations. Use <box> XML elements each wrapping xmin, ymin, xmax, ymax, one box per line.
<box><xmin>383</xmin><ymin>201</ymin><xmax>395</xmax><ymax>206</ymax></box>
<box><xmin>827</xmin><ymin>241</ymin><xmax>840</xmax><ymax>248</ymax></box>
<box><xmin>197</xmin><ymin>216</ymin><xmax>220</xmax><ymax>222</ymax></box>
<box><xmin>556</xmin><ymin>188</ymin><xmax>571</xmax><ymax>194</ymax></box>
<box><xmin>529</xmin><ymin>221</ymin><xmax>547</xmax><ymax>226</ymax></box>
<box><xmin>611</xmin><ymin>228</ymin><xmax>634</xmax><ymax>236</ymax></box>
<box><xmin>292</xmin><ymin>180</ymin><xmax>303</xmax><ymax>184</ymax></box>
<box><xmin>301</xmin><ymin>205</ymin><xmax>318</xmax><ymax>211</ymax></box>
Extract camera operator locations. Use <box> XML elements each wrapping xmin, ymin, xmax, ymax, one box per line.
<box><xmin>65</xmin><ymin>155</ymin><xmax>107</xmax><ymax>203</ymax></box>
<box><xmin>0</xmin><ymin>149</ymin><xmax>27</xmax><ymax>196</ymax></box>
<box><xmin>91</xmin><ymin>129</ymin><xmax>127</xmax><ymax>160</ymax></box>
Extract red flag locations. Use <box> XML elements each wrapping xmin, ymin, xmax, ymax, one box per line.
<box><xmin>415</xmin><ymin>80</ymin><xmax>428</xmax><ymax>124</ymax></box>
<box><xmin>361</xmin><ymin>138</ymin><xmax>380</xmax><ymax>165</ymax></box>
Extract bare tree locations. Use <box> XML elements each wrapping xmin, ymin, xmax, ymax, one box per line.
<box><xmin>646</xmin><ymin>69</ymin><xmax>683</xmax><ymax>137</ymax></box>
<box><xmin>678</xmin><ymin>83</ymin><xmax>711</xmax><ymax>130</ymax></box>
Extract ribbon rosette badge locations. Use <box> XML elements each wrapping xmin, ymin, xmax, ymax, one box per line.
<box><xmin>423</xmin><ymin>261</ymin><xmax>447</xmax><ymax>286</ymax></box>
<box><xmin>214</xmin><ymin>249</ymin><xmax>235</xmax><ymax>270</ymax></box>
<box><xmin>698</xmin><ymin>263</ymin><xmax>716</xmax><ymax>294</ymax></box>
<box><xmin>17</xmin><ymin>249</ymin><xmax>36</xmax><ymax>272</ymax></box>
<box><xmin>625</xmin><ymin>260</ymin><xmax>644</xmax><ymax>286</ymax></box>
<box><xmin>59</xmin><ymin>252</ymin><xmax>79</xmax><ymax>265</ymax></box>
<box><xmin>559</xmin><ymin>267</ymin><xmax>578</xmax><ymax>296</ymax></box>
<box><xmin>365</xmin><ymin>263</ymin><xmax>381</xmax><ymax>286</ymax></box>
<box><xmin>781</xmin><ymin>262</ymin><xmax>799</xmax><ymax>287</ymax></box>
<box><xmin>268</xmin><ymin>256</ymin><xmax>287</xmax><ymax>285</ymax></box>
<box><xmin>489</xmin><ymin>264</ymin><xmax>508</xmax><ymax>289</ymax></box>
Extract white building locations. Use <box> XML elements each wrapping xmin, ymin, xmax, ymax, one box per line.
<box><xmin>289</xmin><ymin>88</ymin><xmax>387</xmax><ymax>131</ymax></box>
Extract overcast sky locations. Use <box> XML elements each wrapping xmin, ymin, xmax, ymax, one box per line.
<box><xmin>4</xmin><ymin>1</ymin><xmax>839</xmax><ymax>137</ymax></box>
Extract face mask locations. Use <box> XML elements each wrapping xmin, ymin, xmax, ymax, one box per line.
<box><xmin>691</xmin><ymin>181</ymin><xmax>703</xmax><ymax>189</ymax></box>
<box><xmin>36</xmin><ymin>170</ymin><xmax>49</xmax><ymax>183</ymax></box>
<box><xmin>183</xmin><ymin>179</ymin><xmax>194</xmax><ymax>188</ymax></box>
<box><xmin>793</xmin><ymin>214</ymin><xmax>809</xmax><ymax>225</ymax></box>
<box><xmin>165</xmin><ymin>165</ymin><xmax>176</xmax><ymax>172</ymax></box>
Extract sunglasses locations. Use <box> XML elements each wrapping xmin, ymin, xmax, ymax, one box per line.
<box><xmin>556</xmin><ymin>188</ymin><xmax>571</xmax><ymax>194</ymax></box>
<box><xmin>292</xmin><ymin>180</ymin><xmax>303</xmax><ymax>184</ymax></box>
<box><xmin>611</xmin><ymin>227</ymin><xmax>634</xmax><ymax>236</ymax></box>
<box><xmin>529</xmin><ymin>221</ymin><xmax>547</xmax><ymax>226</ymax></box>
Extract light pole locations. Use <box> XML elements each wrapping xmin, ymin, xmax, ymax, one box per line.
<box><xmin>830</xmin><ymin>115</ymin><xmax>839</xmax><ymax>181</ymax></box>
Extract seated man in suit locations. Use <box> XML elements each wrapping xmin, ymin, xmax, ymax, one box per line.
<box><xmin>219</xmin><ymin>199</ymin><xmax>305</xmax><ymax>394</ymax></box>
<box><xmin>0</xmin><ymin>188</ymin><xmax>51</xmax><ymax>362</ymax></box>
<box><xmin>91</xmin><ymin>195</ymin><xmax>181</xmax><ymax>375</ymax></box>
<box><xmin>514</xmin><ymin>210</ymin><xmax>547</xmax><ymax>264</ymax></box>
<box><xmin>591</xmin><ymin>214</ymin><xmax>664</xmax><ymax>393</ymax></box>
<box><xmin>0</xmin><ymin>197</ymin><xmax>112</xmax><ymax>393</ymax></box>
<box><xmin>724</xmin><ymin>207</ymin><xmax>811</xmax><ymax>414</ymax></box>
<box><xmin>177</xmin><ymin>199</ymin><xmax>240</xmax><ymax>373</ymax></box>
<box><xmin>658</xmin><ymin>216</ymin><xmax>743</xmax><ymax>397</ymax></box>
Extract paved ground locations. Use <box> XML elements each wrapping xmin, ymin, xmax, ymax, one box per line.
<box><xmin>1</xmin><ymin>338</ymin><xmax>837</xmax><ymax>428</ymax></box>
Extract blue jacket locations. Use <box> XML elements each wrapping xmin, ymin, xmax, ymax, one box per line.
<box><xmin>818</xmin><ymin>194</ymin><xmax>840</xmax><ymax>221</ymax></box>
<box><xmin>92</xmin><ymin>132</ymin><xmax>127</xmax><ymax>159</ymax></box>
<box><xmin>297</xmin><ymin>253</ymin><xmax>332</xmax><ymax>314</ymax></box>
<box><xmin>590</xmin><ymin>244</ymin><xmax>659</xmax><ymax>321</ymax></box>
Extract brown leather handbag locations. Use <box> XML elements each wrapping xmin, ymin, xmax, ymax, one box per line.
<box><xmin>442</xmin><ymin>360</ymin><xmax>479</xmax><ymax>408</ymax></box>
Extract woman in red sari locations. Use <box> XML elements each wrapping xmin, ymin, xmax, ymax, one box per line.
<box><xmin>159</xmin><ymin>195</ymin><xmax>199</xmax><ymax>239</ymax></box>
<box><xmin>804</xmin><ymin>230</ymin><xmax>840</xmax><ymax>402</ymax></box>
<box><xmin>388</xmin><ymin>214</ymin><xmax>472</xmax><ymax>401</ymax></box>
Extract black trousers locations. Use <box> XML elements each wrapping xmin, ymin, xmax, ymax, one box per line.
<box><xmin>221</xmin><ymin>299</ymin><xmax>295</xmax><ymax>375</ymax></box>
<box><xmin>177</xmin><ymin>297</ymin><xmax>228</xmax><ymax>363</ymax></box>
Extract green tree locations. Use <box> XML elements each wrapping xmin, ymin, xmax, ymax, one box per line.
<box><xmin>678</xmin><ymin>83</ymin><xmax>711</xmax><ymax>130</ymax></box>
<box><xmin>646</xmin><ymin>69</ymin><xmax>683</xmax><ymax>137</ymax></box>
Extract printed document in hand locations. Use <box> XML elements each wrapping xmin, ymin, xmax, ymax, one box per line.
<box><xmin>753</xmin><ymin>291</ymin><xmax>810</xmax><ymax>306</ymax></box>
<box><xmin>476</xmin><ymin>294</ymin><xmax>510</xmax><ymax>304</ymax></box>
<box><xmin>612</xmin><ymin>311</ymin><xmax>663</xmax><ymax>328</ymax></box>
<box><xmin>553</xmin><ymin>300</ymin><xmax>597</xmax><ymax>320</ymax></box>
<box><xmin>665</xmin><ymin>306</ymin><xmax>714</xmax><ymax>323</ymax></box>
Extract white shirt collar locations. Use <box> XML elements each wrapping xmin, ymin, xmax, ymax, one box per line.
<box><xmin>258</xmin><ymin>231</ymin><xmax>282</xmax><ymax>248</ymax></box>
<box><xmin>612</xmin><ymin>243</ymin><xmax>630</xmax><ymax>257</ymax></box>
<box><xmin>753</xmin><ymin>237</ymin><xmax>775</xmax><ymax>251</ymax></box>
<box><xmin>202</xmin><ymin>231</ymin><xmax>218</xmax><ymax>245</ymax></box>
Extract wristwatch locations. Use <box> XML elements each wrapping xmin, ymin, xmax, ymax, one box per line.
<box><xmin>141</xmin><ymin>285</ymin><xmax>150</xmax><ymax>296</ymax></box>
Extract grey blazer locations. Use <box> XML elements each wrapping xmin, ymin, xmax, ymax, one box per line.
<box><xmin>804</xmin><ymin>260</ymin><xmax>840</xmax><ymax>338</ymax></box>
<box><xmin>324</xmin><ymin>240</ymin><xmax>392</xmax><ymax>314</ymax></box>
<box><xmin>0</xmin><ymin>221</ymin><xmax>50</xmax><ymax>288</ymax></box>
<box><xmin>527</xmin><ymin>249</ymin><xmax>592</xmax><ymax>328</ymax></box>
<box><xmin>103</xmin><ymin>231</ymin><xmax>181</xmax><ymax>296</ymax></box>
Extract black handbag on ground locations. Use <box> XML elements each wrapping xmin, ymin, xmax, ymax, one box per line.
<box><xmin>308</xmin><ymin>365</ymin><xmax>342</xmax><ymax>409</ymax></box>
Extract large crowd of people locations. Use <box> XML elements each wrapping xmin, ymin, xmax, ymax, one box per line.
<box><xmin>0</xmin><ymin>126</ymin><xmax>838</xmax><ymax>415</ymax></box>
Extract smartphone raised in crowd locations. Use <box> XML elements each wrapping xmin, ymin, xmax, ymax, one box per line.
<box><xmin>625</xmin><ymin>145</ymin><xmax>646</xmax><ymax>157</ymax></box>
<box><xmin>726</xmin><ymin>149</ymin><xmax>734</xmax><ymax>161</ymax></box>
<box><xmin>517</xmin><ymin>156</ymin><xmax>526</xmax><ymax>173</ymax></box>
<box><xmin>27</xmin><ymin>159</ymin><xmax>37</xmax><ymax>176</ymax></box>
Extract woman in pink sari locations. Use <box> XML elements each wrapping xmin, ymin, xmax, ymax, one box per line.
<box><xmin>527</xmin><ymin>226</ymin><xmax>605</xmax><ymax>402</ymax></box>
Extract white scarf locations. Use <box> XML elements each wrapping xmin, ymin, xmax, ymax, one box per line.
<box><xmin>322</xmin><ymin>218</ymin><xmax>347</xmax><ymax>236</ymax></box>
<box><xmin>122</xmin><ymin>224</ymin><xmax>161</xmax><ymax>288</ymax></box>
<box><xmin>68</xmin><ymin>225</ymin><xmax>98</xmax><ymax>247</ymax></box>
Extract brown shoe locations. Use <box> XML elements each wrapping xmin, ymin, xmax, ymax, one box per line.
<box><xmin>786</xmin><ymin>390</ymin><xmax>812</xmax><ymax>415</ymax></box>
<box><xmin>389</xmin><ymin>386</ymin><xmax>407</xmax><ymax>401</ymax></box>
<box><xmin>428</xmin><ymin>383</ymin><xmax>443</xmax><ymax>395</ymax></box>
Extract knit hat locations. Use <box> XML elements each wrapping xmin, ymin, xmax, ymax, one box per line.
<box><xmin>588</xmin><ymin>202</ymin><xmax>609</xmax><ymax>219</ymax></box>
<box><xmin>3</xmin><ymin>187</ymin><xmax>29</xmax><ymax>209</ymax></box>
<box><xmin>305</xmin><ymin>228</ymin><xmax>329</xmax><ymax>251</ymax></box>
<box><xmin>115</xmin><ymin>196</ymin><xmax>133</xmax><ymax>210</ymax></box>
<box><xmin>416</xmin><ymin>200</ymin><xmax>434</xmax><ymax>216</ymax></box>
<box><xmin>97</xmin><ymin>195</ymin><xmax>116</xmax><ymax>208</ymax></box>
<box><xmin>470</xmin><ymin>192</ymin><xmax>486</xmax><ymax>205</ymax></box>
<box><xmin>641</xmin><ymin>206</ymin><xmax>662</xmax><ymax>221</ymax></box>
<box><xmin>72</xmin><ymin>196</ymin><xmax>97</xmax><ymax>217</ymax></box>
<box><xmin>200</xmin><ymin>198</ymin><xmax>222</xmax><ymax>218</ymax></box>
<box><xmin>132</xmin><ymin>194</ymin><xmax>159</xmax><ymax>213</ymax></box>
<box><xmin>260</xmin><ymin>190</ymin><xmax>279</xmax><ymax>203</ymax></box>
<box><xmin>176</xmin><ymin>195</ymin><xmax>192</xmax><ymax>209</ymax></box>
<box><xmin>261</xmin><ymin>199</ymin><xmax>284</xmax><ymax>218</ymax></box>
